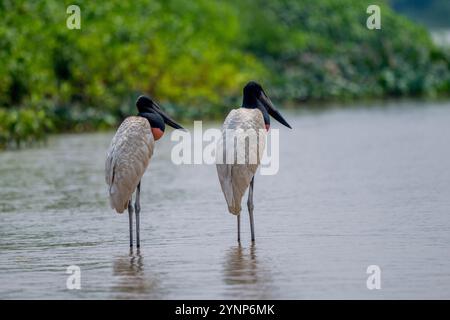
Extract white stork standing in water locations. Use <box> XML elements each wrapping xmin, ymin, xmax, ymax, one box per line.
<box><xmin>105</xmin><ymin>96</ymin><xmax>184</xmax><ymax>248</ymax></box>
<box><xmin>216</xmin><ymin>81</ymin><xmax>291</xmax><ymax>242</ymax></box>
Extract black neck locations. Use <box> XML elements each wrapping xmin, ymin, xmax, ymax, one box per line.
<box><xmin>242</xmin><ymin>97</ymin><xmax>270</xmax><ymax>125</ymax></box>
<box><xmin>242</xmin><ymin>94</ymin><xmax>258</xmax><ymax>109</ymax></box>
<box><xmin>138</xmin><ymin>111</ymin><xmax>165</xmax><ymax>131</ymax></box>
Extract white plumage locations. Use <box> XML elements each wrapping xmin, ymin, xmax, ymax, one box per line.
<box><xmin>105</xmin><ymin>116</ymin><xmax>154</xmax><ymax>213</ymax></box>
<box><xmin>216</xmin><ymin>108</ymin><xmax>266</xmax><ymax>215</ymax></box>
<box><xmin>216</xmin><ymin>82</ymin><xmax>291</xmax><ymax>243</ymax></box>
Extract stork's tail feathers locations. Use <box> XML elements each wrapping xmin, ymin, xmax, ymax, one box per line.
<box><xmin>109</xmin><ymin>185</ymin><xmax>128</xmax><ymax>214</ymax></box>
<box><xmin>227</xmin><ymin>204</ymin><xmax>241</xmax><ymax>215</ymax></box>
<box><xmin>216</xmin><ymin>163</ymin><xmax>255</xmax><ymax>216</ymax></box>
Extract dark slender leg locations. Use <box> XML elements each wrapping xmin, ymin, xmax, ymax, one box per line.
<box><xmin>135</xmin><ymin>182</ymin><xmax>141</xmax><ymax>248</ymax></box>
<box><xmin>128</xmin><ymin>199</ymin><xmax>134</xmax><ymax>247</ymax></box>
<box><xmin>237</xmin><ymin>214</ymin><xmax>241</xmax><ymax>243</ymax></box>
<box><xmin>247</xmin><ymin>176</ymin><xmax>255</xmax><ymax>242</ymax></box>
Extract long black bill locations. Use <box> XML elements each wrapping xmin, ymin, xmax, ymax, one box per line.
<box><xmin>258</xmin><ymin>91</ymin><xmax>292</xmax><ymax>129</ymax></box>
<box><xmin>152</xmin><ymin>102</ymin><xmax>185</xmax><ymax>130</ymax></box>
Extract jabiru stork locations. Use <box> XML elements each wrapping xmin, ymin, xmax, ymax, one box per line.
<box><xmin>105</xmin><ymin>95</ymin><xmax>184</xmax><ymax>248</ymax></box>
<box><xmin>216</xmin><ymin>81</ymin><xmax>291</xmax><ymax>242</ymax></box>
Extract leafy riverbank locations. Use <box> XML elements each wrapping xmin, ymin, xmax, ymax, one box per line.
<box><xmin>1</xmin><ymin>0</ymin><xmax>450</xmax><ymax>149</ymax></box>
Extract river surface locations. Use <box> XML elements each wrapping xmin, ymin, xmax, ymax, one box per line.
<box><xmin>1</xmin><ymin>101</ymin><xmax>449</xmax><ymax>299</ymax></box>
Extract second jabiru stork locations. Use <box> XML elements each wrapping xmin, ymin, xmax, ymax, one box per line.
<box><xmin>216</xmin><ymin>81</ymin><xmax>292</xmax><ymax>242</ymax></box>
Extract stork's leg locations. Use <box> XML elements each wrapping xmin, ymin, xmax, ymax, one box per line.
<box><xmin>128</xmin><ymin>199</ymin><xmax>134</xmax><ymax>247</ymax></box>
<box><xmin>237</xmin><ymin>214</ymin><xmax>241</xmax><ymax>243</ymax></box>
<box><xmin>247</xmin><ymin>176</ymin><xmax>255</xmax><ymax>242</ymax></box>
<box><xmin>135</xmin><ymin>181</ymin><xmax>141</xmax><ymax>248</ymax></box>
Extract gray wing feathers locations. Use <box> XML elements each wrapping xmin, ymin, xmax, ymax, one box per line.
<box><xmin>217</xmin><ymin>162</ymin><xmax>259</xmax><ymax>215</ymax></box>
<box><xmin>216</xmin><ymin>109</ymin><xmax>266</xmax><ymax>215</ymax></box>
<box><xmin>105</xmin><ymin>117</ymin><xmax>154</xmax><ymax>213</ymax></box>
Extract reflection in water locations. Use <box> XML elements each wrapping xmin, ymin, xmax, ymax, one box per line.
<box><xmin>2</xmin><ymin>103</ymin><xmax>450</xmax><ymax>298</ymax></box>
<box><xmin>111</xmin><ymin>249</ymin><xmax>161</xmax><ymax>299</ymax></box>
<box><xmin>113</xmin><ymin>249</ymin><xmax>144</xmax><ymax>276</ymax></box>
<box><xmin>222</xmin><ymin>244</ymin><xmax>274</xmax><ymax>299</ymax></box>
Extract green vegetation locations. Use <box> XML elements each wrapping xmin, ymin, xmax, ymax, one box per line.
<box><xmin>1</xmin><ymin>0</ymin><xmax>450</xmax><ymax>148</ymax></box>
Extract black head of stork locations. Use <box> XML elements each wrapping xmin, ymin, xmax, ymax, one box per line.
<box><xmin>136</xmin><ymin>95</ymin><xmax>184</xmax><ymax>140</ymax></box>
<box><xmin>242</xmin><ymin>81</ymin><xmax>292</xmax><ymax>130</ymax></box>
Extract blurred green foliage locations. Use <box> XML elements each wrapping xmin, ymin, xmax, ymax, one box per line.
<box><xmin>237</xmin><ymin>0</ymin><xmax>450</xmax><ymax>101</ymax></box>
<box><xmin>0</xmin><ymin>0</ymin><xmax>449</xmax><ymax>148</ymax></box>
